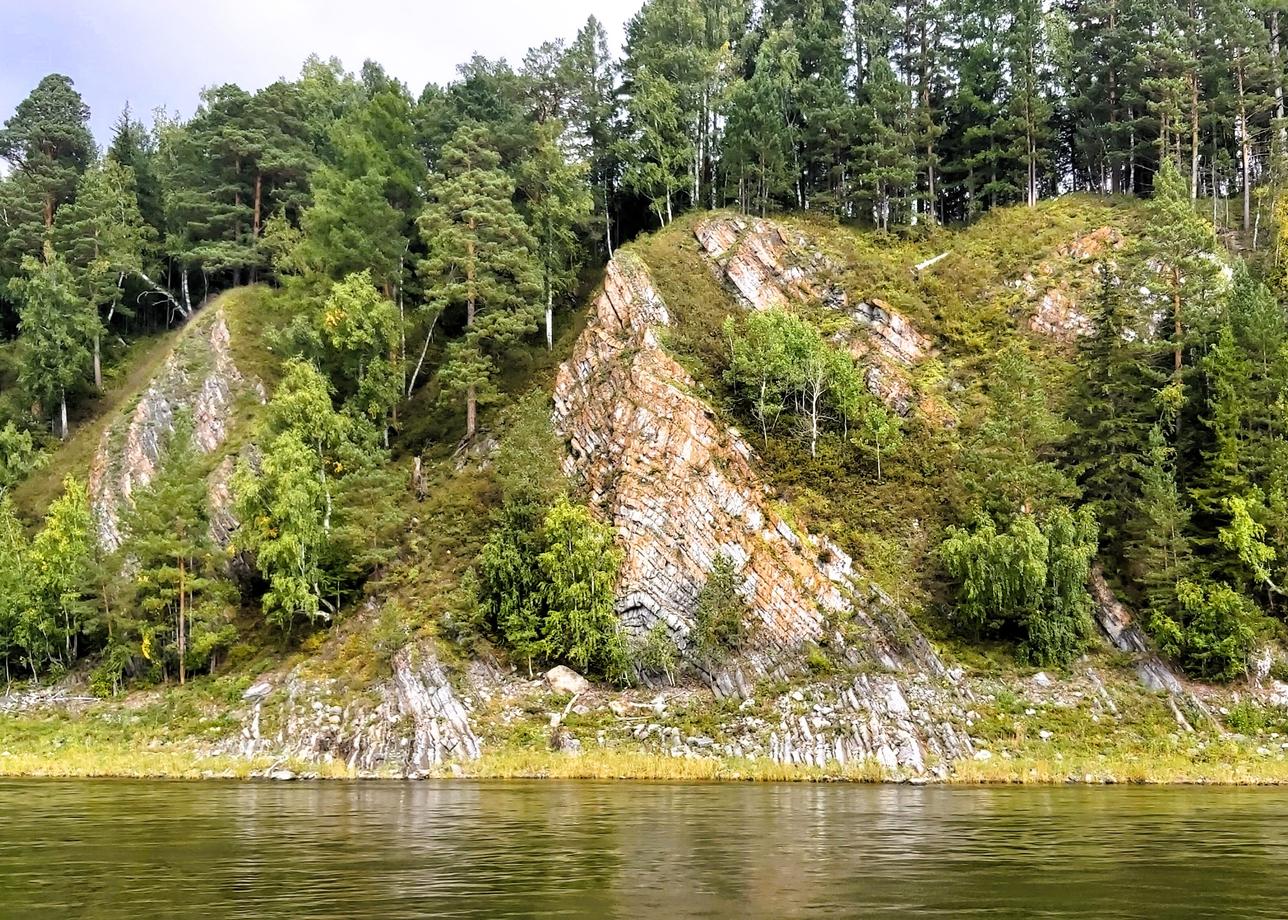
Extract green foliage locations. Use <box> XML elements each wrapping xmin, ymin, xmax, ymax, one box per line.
<box><xmin>0</xmin><ymin>423</ymin><xmax>45</xmax><ymax>495</ymax></box>
<box><xmin>477</xmin><ymin>496</ymin><xmax>627</xmax><ymax>681</ymax></box>
<box><xmin>418</xmin><ymin>126</ymin><xmax>542</xmax><ymax>437</ymax></box>
<box><xmin>0</xmin><ymin>477</ymin><xmax>95</xmax><ymax>679</ymax></box>
<box><xmin>233</xmin><ymin>359</ymin><xmax>381</xmax><ymax>629</ymax></box>
<box><xmin>1151</xmin><ymin>579</ymin><xmax>1262</xmax><ymax>682</ymax></box>
<box><xmin>8</xmin><ymin>250</ymin><xmax>98</xmax><ymax>437</ymax></box>
<box><xmin>691</xmin><ymin>554</ymin><xmax>750</xmax><ymax>662</ymax></box>
<box><xmin>319</xmin><ymin>271</ymin><xmax>401</xmax><ymax>424</ymax></box>
<box><xmin>723</xmin><ymin>308</ymin><xmax>866</xmax><ymax>458</ymax></box>
<box><xmin>939</xmin><ymin>506</ymin><xmax>1098</xmax><ymax>667</ymax></box>
<box><xmin>114</xmin><ymin>417</ymin><xmax>236</xmax><ymax>685</ymax></box>
<box><xmin>537</xmin><ymin>497</ymin><xmax>628</xmax><ymax>679</ymax></box>
<box><xmin>636</xmin><ymin>622</ymin><xmax>679</xmax><ymax>685</ymax></box>
<box><xmin>958</xmin><ymin>344</ymin><xmax>1075</xmax><ymax>519</ymax></box>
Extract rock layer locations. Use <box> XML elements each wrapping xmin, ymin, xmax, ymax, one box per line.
<box><xmin>694</xmin><ymin>214</ymin><xmax>934</xmax><ymax>414</ymax></box>
<box><xmin>234</xmin><ymin>641</ymin><xmax>481</xmax><ymax>773</ymax></box>
<box><xmin>88</xmin><ymin>308</ymin><xmax>252</xmax><ymax>551</ymax></box>
<box><xmin>553</xmin><ymin>252</ymin><xmax>963</xmax><ymax>774</ymax></box>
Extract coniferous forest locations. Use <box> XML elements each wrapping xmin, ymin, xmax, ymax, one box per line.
<box><xmin>5</xmin><ymin>0</ymin><xmax>1288</xmax><ymax>697</ymax></box>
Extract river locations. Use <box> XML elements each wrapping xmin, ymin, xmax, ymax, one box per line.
<box><xmin>0</xmin><ymin>779</ymin><xmax>1284</xmax><ymax>918</ymax></box>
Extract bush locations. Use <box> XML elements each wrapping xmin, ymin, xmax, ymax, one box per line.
<box><xmin>477</xmin><ymin>496</ymin><xmax>629</xmax><ymax>681</ymax></box>
<box><xmin>692</xmin><ymin>554</ymin><xmax>750</xmax><ymax>661</ymax></box>
<box><xmin>1150</xmin><ymin>579</ymin><xmax>1262</xmax><ymax>682</ymax></box>
<box><xmin>636</xmin><ymin>622</ymin><xmax>679</xmax><ymax>685</ymax></box>
<box><xmin>939</xmin><ymin>506</ymin><xmax>1098</xmax><ymax>667</ymax></box>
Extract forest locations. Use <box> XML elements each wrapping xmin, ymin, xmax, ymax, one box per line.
<box><xmin>2</xmin><ymin>0</ymin><xmax>1288</xmax><ymax>693</ymax></box>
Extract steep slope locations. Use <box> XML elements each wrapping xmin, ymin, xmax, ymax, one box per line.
<box><xmin>87</xmin><ymin>304</ymin><xmax>264</xmax><ymax>550</ymax></box>
<box><xmin>553</xmin><ymin>250</ymin><xmax>973</xmax><ymax>770</ymax></box>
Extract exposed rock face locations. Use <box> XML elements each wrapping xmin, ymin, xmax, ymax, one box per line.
<box><xmin>694</xmin><ymin>214</ymin><xmax>934</xmax><ymax>414</ymax></box>
<box><xmin>694</xmin><ymin>215</ymin><xmax>834</xmax><ymax>311</ymax></box>
<box><xmin>1088</xmin><ymin>566</ymin><xmax>1184</xmax><ymax>694</ymax></box>
<box><xmin>233</xmin><ymin>641</ymin><xmax>481</xmax><ymax>773</ymax></box>
<box><xmin>88</xmin><ymin>309</ymin><xmax>254</xmax><ymax>552</ymax></box>
<box><xmin>553</xmin><ymin>252</ymin><xmax>967</xmax><ymax>772</ymax></box>
<box><xmin>1021</xmin><ymin>226</ymin><xmax>1125</xmax><ymax>340</ymax></box>
<box><xmin>764</xmin><ymin>674</ymin><xmax>973</xmax><ymax>776</ymax></box>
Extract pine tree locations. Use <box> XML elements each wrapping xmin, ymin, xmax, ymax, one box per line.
<box><xmin>853</xmin><ymin>57</ymin><xmax>916</xmax><ymax>229</ymax></box>
<box><xmin>0</xmin><ymin>74</ymin><xmax>94</xmax><ymax>233</ymax></box>
<box><xmin>723</xmin><ymin>25</ymin><xmax>800</xmax><ymax>215</ymax></box>
<box><xmin>418</xmin><ymin>127</ymin><xmax>541</xmax><ymax>438</ymax></box>
<box><xmin>1138</xmin><ymin>158</ymin><xmax>1222</xmax><ymax>389</ymax></box>
<box><xmin>121</xmin><ymin>419</ymin><xmax>231</xmax><ymax>684</ymax></box>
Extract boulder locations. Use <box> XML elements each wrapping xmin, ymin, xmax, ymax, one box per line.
<box><xmin>544</xmin><ymin>665</ymin><xmax>591</xmax><ymax>695</ymax></box>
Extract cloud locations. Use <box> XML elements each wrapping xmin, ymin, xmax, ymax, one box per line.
<box><xmin>1</xmin><ymin>0</ymin><xmax>636</xmax><ymax>142</ymax></box>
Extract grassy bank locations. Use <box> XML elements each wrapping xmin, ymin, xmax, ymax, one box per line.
<box><xmin>2</xmin><ymin>720</ymin><xmax>1287</xmax><ymax>784</ymax></box>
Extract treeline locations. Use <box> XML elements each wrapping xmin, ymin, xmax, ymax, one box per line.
<box><xmin>7</xmin><ymin>0</ymin><xmax>1288</xmax><ymax>437</ymax></box>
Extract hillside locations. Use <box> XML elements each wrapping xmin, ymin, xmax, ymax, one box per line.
<box><xmin>6</xmin><ymin>197</ymin><xmax>1288</xmax><ymax>784</ymax></box>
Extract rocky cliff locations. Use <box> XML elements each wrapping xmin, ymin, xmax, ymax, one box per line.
<box><xmin>87</xmin><ymin>305</ymin><xmax>262</xmax><ymax>551</ymax></box>
<box><xmin>552</xmin><ymin>250</ymin><xmax>971</xmax><ymax>771</ymax></box>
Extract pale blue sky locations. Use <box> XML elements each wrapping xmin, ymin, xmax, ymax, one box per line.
<box><xmin>1</xmin><ymin>0</ymin><xmax>638</xmax><ymax>145</ymax></box>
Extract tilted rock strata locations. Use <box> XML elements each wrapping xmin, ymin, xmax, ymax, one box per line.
<box><xmin>694</xmin><ymin>214</ymin><xmax>935</xmax><ymax>414</ymax></box>
<box><xmin>553</xmin><ymin>253</ymin><xmax>964</xmax><ymax>777</ymax></box>
<box><xmin>88</xmin><ymin>308</ymin><xmax>254</xmax><ymax>551</ymax></box>
<box><xmin>233</xmin><ymin>641</ymin><xmax>481</xmax><ymax>773</ymax></box>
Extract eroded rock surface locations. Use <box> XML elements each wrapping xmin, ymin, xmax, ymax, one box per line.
<box><xmin>553</xmin><ymin>252</ymin><xmax>964</xmax><ymax>771</ymax></box>
<box><xmin>694</xmin><ymin>215</ymin><xmax>934</xmax><ymax>414</ymax></box>
<box><xmin>88</xmin><ymin>309</ymin><xmax>254</xmax><ymax>551</ymax></box>
<box><xmin>1021</xmin><ymin>226</ymin><xmax>1125</xmax><ymax>340</ymax></box>
<box><xmin>232</xmin><ymin>641</ymin><xmax>481</xmax><ymax>773</ymax></box>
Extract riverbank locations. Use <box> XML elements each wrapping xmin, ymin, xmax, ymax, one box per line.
<box><xmin>6</xmin><ymin>654</ymin><xmax>1288</xmax><ymax>784</ymax></box>
<box><xmin>4</xmin><ymin>734</ymin><xmax>1288</xmax><ymax>785</ymax></box>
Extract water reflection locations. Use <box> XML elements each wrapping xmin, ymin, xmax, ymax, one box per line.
<box><xmin>0</xmin><ymin>780</ymin><xmax>1284</xmax><ymax>918</ymax></box>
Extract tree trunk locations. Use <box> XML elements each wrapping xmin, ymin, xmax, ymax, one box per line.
<box><xmin>1190</xmin><ymin>70</ymin><xmax>1201</xmax><ymax>198</ymax></box>
<box><xmin>93</xmin><ymin>331</ymin><xmax>102</xmax><ymax>391</ymax></box>
<box><xmin>465</xmin><ymin>232</ymin><xmax>477</xmax><ymax>439</ymax></box>
<box><xmin>1238</xmin><ymin>58</ymin><xmax>1253</xmax><ymax>233</ymax></box>
<box><xmin>59</xmin><ymin>390</ymin><xmax>68</xmax><ymax>441</ymax></box>
<box><xmin>1275</xmin><ymin>12</ymin><xmax>1287</xmax><ymax>148</ymax></box>
<box><xmin>178</xmin><ymin>557</ymin><xmax>186</xmax><ymax>686</ymax></box>
<box><xmin>253</xmin><ymin>172</ymin><xmax>263</xmax><ymax>237</ymax></box>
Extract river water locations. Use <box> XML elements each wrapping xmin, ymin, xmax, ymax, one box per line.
<box><xmin>0</xmin><ymin>779</ymin><xmax>1284</xmax><ymax>918</ymax></box>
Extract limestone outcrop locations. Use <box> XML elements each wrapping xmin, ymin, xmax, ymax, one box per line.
<box><xmin>87</xmin><ymin>307</ymin><xmax>257</xmax><ymax>551</ymax></box>
<box><xmin>1020</xmin><ymin>226</ymin><xmax>1125</xmax><ymax>340</ymax></box>
<box><xmin>693</xmin><ymin>214</ymin><xmax>935</xmax><ymax>414</ymax></box>
<box><xmin>553</xmin><ymin>251</ymin><xmax>966</xmax><ymax>770</ymax></box>
<box><xmin>233</xmin><ymin>640</ymin><xmax>482</xmax><ymax>773</ymax></box>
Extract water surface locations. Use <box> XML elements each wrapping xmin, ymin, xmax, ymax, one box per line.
<box><xmin>0</xmin><ymin>779</ymin><xmax>1284</xmax><ymax>918</ymax></box>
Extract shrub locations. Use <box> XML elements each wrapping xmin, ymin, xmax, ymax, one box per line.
<box><xmin>477</xmin><ymin>496</ymin><xmax>629</xmax><ymax>681</ymax></box>
<box><xmin>1151</xmin><ymin>579</ymin><xmax>1262</xmax><ymax>682</ymax></box>
<box><xmin>636</xmin><ymin>622</ymin><xmax>679</xmax><ymax>685</ymax></box>
<box><xmin>939</xmin><ymin>506</ymin><xmax>1098</xmax><ymax>667</ymax></box>
<box><xmin>537</xmin><ymin>498</ymin><xmax>629</xmax><ymax>680</ymax></box>
<box><xmin>692</xmin><ymin>554</ymin><xmax>750</xmax><ymax>661</ymax></box>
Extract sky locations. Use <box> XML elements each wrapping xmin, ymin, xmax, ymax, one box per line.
<box><xmin>1</xmin><ymin>0</ymin><xmax>641</xmax><ymax>145</ymax></box>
